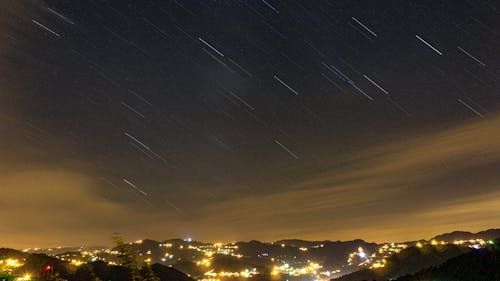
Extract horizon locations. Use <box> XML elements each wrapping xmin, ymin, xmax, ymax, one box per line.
<box><xmin>2</xmin><ymin>231</ymin><xmax>499</xmax><ymax>281</ymax></box>
<box><xmin>5</xmin><ymin>226</ymin><xmax>499</xmax><ymax>250</ymax></box>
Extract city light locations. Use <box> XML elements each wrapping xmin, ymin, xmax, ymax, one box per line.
<box><xmin>16</xmin><ymin>274</ymin><xmax>31</xmax><ymax>281</ymax></box>
<box><xmin>6</xmin><ymin>236</ymin><xmax>495</xmax><ymax>281</ymax></box>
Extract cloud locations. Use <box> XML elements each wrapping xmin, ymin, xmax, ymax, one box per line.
<box><xmin>0</xmin><ymin>169</ymin><xmax>184</xmax><ymax>248</ymax></box>
<box><xmin>192</xmin><ymin>114</ymin><xmax>500</xmax><ymax>242</ymax></box>
<box><xmin>1</xmin><ymin>111</ymin><xmax>498</xmax><ymax>246</ymax></box>
<box><xmin>415</xmin><ymin>190</ymin><xmax>500</xmax><ymax>234</ymax></box>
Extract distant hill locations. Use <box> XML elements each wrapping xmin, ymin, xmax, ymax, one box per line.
<box><xmin>0</xmin><ymin>248</ymin><xmax>29</xmax><ymax>259</ymax></box>
<box><xmin>332</xmin><ymin>244</ymin><xmax>470</xmax><ymax>281</ymax></box>
<box><xmin>274</xmin><ymin>239</ymin><xmax>331</xmax><ymax>248</ymax></box>
<box><xmin>22</xmin><ymin>246</ymin><xmax>107</xmax><ymax>256</ymax></box>
<box><xmin>236</xmin><ymin>239</ymin><xmax>378</xmax><ymax>269</ymax></box>
<box><xmin>126</xmin><ymin>238</ymin><xmax>206</xmax><ymax>266</ymax></box>
<box><xmin>396</xmin><ymin>238</ymin><xmax>500</xmax><ymax>281</ymax></box>
<box><xmin>431</xmin><ymin>228</ymin><xmax>500</xmax><ymax>242</ymax></box>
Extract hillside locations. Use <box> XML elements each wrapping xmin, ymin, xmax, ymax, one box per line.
<box><xmin>332</xmin><ymin>244</ymin><xmax>470</xmax><ymax>281</ymax></box>
<box><xmin>1</xmin><ymin>248</ymin><xmax>193</xmax><ymax>281</ymax></box>
<box><xmin>236</xmin><ymin>239</ymin><xmax>378</xmax><ymax>269</ymax></box>
<box><xmin>396</xmin><ymin>238</ymin><xmax>500</xmax><ymax>281</ymax></box>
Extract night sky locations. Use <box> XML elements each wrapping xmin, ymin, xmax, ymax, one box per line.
<box><xmin>0</xmin><ymin>0</ymin><xmax>499</xmax><ymax>248</ymax></box>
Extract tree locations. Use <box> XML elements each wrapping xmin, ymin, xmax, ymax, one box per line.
<box><xmin>0</xmin><ymin>272</ymin><xmax>15</xmax><ymax>281</ymax></box>
<box><xmin>74</xmin><ymin>264</ymin><xmax>102</xmax><ymax>281</ymax></box>
<box><xmin>48</xmin><ymin>272</ymin><xmax>68</xmax><ymax>281</ymax></box>
<box><xmin>141</xmin><ymin>263</ymin><xmax>159</xmax><ymax>281</ymax></box>
<box><xmin>112</xmin><ymin>235</ymin><xmax>142</xmax><ymax>281</ymax></box>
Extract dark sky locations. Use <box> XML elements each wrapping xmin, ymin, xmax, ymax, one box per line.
<box><xmin>0</xmin><ymin>0</ymin><xmax>499</xmax><ymax>248</ymax></box>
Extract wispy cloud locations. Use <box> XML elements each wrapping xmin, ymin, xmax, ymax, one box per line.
<box><xmin>193</xmin><ymin>114</ymin><xmax>500</xmax><ymax>242</ymax></box>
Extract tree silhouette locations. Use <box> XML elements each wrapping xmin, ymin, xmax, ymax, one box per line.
<box><xmin>74</xmin><ymin>264</ymin><xmax>102</xmax><ymax>281</ymax></box>
<box><xmin>112</xmin><ymin>235</ymin><xmax>142</xmax><ymax>281</ymax></box>
<box><xmin>112</xmin><ymin>235</ymin><xmax>160</xmax><ymax>281</ymax></box>
<box><xmin>141</xmin><ymin>263</ymin><xmax>159</xmax><ymax>281</ymax></box>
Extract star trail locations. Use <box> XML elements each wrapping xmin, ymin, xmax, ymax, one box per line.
<box><xmin>0</xmin><ymin>0</ymin><xmax>498</xmax><ymax>248</ymax></box>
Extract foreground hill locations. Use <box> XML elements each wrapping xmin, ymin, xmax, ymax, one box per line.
<box><xmin>396</xmin><ymin>238</ymin><xmax>500</xmax><ymax>281</ymax></box>
<box><xmin>79</xmin><ymin>261</ymin><xmax>194</xmax><ymax>281</ymax></box>
<box><xmin>0</xmin><ymin>248</ymin><xmax>193</xmax><ymax>281</ymax></box>
<box><xmin>332</xmin><ymin>244</ymin><xmax>470</xmax><ymax>281</ymax></box>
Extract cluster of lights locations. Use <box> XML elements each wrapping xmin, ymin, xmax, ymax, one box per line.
<box><xmin>0</xmin><ymin>258</ymin><xmax>23</xmax><ymax>269</ymax></box>
<box><xmin>346</xmin><ymin>244</ymin><xmax>406</xmax><ymax>269</ymax></box>
<box><xmin>418</xmin><ymin>239</ymin><xmax>487</xmax><ymax>248</ymax></box>
<box><xmin>415</xmin><ymin>240</ymin><xmax>446</xmax><ymax>248</ymax></box>
<box><xmin>204</xmin><ymin>268</ymin><xmax>258</xmax><ymax>278</ymax></box>
<box><xmin>431</xmin><ymin>240</ymin><xmax>447</xmax><ymax>246</ymax></box>
<box><xmin>0</xmin><ymin>258</ymin><xmax>32</xmax><ymax>281</ymax></box>
<box><xmin>348</xmin><ymin>247</ymin><xmax>370</xmax><ymax>266</ymax></box>
<box><xmin>369</xmin><ymin>243</ymin><xmax>408</xmax><ymax>268</ymax></box>
<box><xmin>160</xmin><ymin>252</ymin><xmax>175</xmax><ymax>263</ymax></box>
<box><xmin>370</xmin><ymin>261</ymin><xmax>386</xmax><ymax>269</ymax></box>
<box><xmin>16</xmin><ymin>274</ymin><xmax>31</xmax><ymax>281</ymax></box>
<box><xmin>174</xmin><ymin>241</ymin><xmax>250</xmax><ymax>279</ymax></box>
<box><xmin>368</xmin><ymin>239</ymin><xmax>495</xmax><ymax>270</ymax></box>
<box><xmin>196</xmin><ymin>258</ymin><xmax>211</xmax><ymax>267</ymax></box>
<box><xmin>70</xmin><ymin>259</ymin><xmax>84</xmax><ymax>266</ymax></box>
<box><xmin>57</xmin><ymin>248</ymin><xmax>117</xmax><ymax>264</ymax></box>
<box><xmin>378</xmin><ymin>243</ymin><xmax>408</xmax><ymax>255</ymax></box>
<box><xmin>22</xmin><ymin>246</ymin><xmax>63</xmax><ymax>253</ymax></box>
<box><xmin>453</xmin><ymin>239</ymin><xmax>493</xmax><ymax>249</ymax></box>
<box><xmin>193</xmin><ymin>243</ymin><xmax>242</xmax><ymax>261</ymax></box>
<box><xmin>271</xmin><ymin>261</ymin><xmax>323</xmax><ymax>277</ymax></box>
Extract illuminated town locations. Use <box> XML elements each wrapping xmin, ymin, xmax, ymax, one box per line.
<box><xmin>1</xmin><ymin>236</ymin><xmax>496</xmax><ymax>281</ymax></box>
